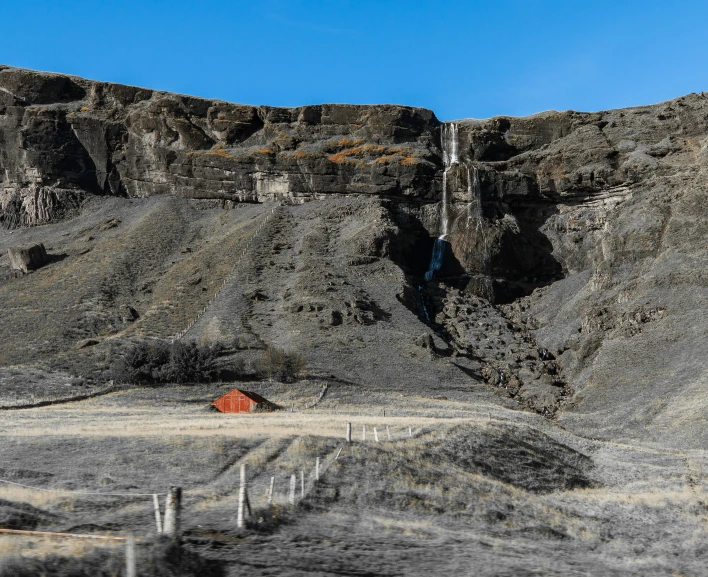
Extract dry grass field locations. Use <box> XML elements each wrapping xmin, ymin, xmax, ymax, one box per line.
<box><xmin>1</xmin><ymin>381</ymin><xmax>708</xmax><ymax>576</ymax></box>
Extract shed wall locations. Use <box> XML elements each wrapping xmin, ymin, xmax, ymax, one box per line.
<box><xmin>213</xmin><ymin>392</ymin><xmax>256</xmax><ymax>413</ymax></box>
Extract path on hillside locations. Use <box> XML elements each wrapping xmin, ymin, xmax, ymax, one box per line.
<box><xmin>179</xmin><ymin>203</ymin><xmax>283</xmax><ymax>345</ymax></box>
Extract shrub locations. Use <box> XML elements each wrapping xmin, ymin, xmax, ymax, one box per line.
<box><xmin>109</xmin><ymin>339</ymin><xmax>222</xmax><ymax>384</ymax></box>
<box><xmin>257</xmin><ymin>346</ymin><xmax>306</xmax><ymax>383</ymax></box>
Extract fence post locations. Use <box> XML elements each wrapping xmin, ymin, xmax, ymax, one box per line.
<box><xmin>409</xmin><ymin>426</ymin><xmax>412</xmax><ymax>438</ymax></box>
<box><xmin>267</xmin><ymin>476</ymin><xmax>275</xmax><ymax>505</ymax></box>
<box><xmin>237</xmin><ymin>464</ymin><xmax>247</xmax><ymax>528</ymax></box>
<box><xmin>386</xmin><ymin>426</ymin><xmax>391</xmax><ymax>441</ymax></box>
<box><xmin>289</xmin><ymin>474</ymin><xmax>296</xmax><ymax>505</ymax></box>
<box><xmin>315</xmin><ymin>457</ymin><xmax>320</xmax><ymax>481</ymax></box>
<box><xmin>163</xmin><ymin>487</ymin><xmax>182</xmax><ymax>537</ymax></box>
<box><xmin>362</xmin><ymin>425</ymin><xmax>366</xmax><ymax>441</ymax></box>
<box><xmin>152</xmin><ymin>494</ymin><xmax>163</xmax><ymax>534</ymax></box>
<box><xmin>373</xmin><ymin>427</ymin><xmax>379</xmax><ymax>442</ymax></box>
<box><xmin>346</xmin><ymin>423</ymin><xmax>352</xmax><ymax>443</ymax></box>
<box><xmin>126</xmin><ymin>533</ymin><xmax>136</xmax><ymax>577</ymax></box>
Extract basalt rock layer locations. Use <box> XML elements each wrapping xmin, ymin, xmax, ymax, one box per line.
<box><xmin>0</xmin><ymin>65</ymin><xmax>441</xmax><ymax>228</ymax></box>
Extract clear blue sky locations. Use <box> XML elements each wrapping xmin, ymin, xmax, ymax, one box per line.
<box><xmin>2</xmin><ymin>1</ymin><xmax>707</xmax><ymax>120</ymax></box>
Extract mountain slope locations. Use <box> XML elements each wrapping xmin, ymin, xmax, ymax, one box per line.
<box><xmin>1</xmin><ymin>66</ymin><xmax>708</xmax><ymax>450</ymax></box>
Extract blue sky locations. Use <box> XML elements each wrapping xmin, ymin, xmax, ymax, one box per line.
<box><xmin>2</xmin><ymin>1</ymin><xmax>707</xmax><ymax>120</ymax></box>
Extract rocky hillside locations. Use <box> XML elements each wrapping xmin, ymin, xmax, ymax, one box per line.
<box><xmin>0</xmin><ymin>65</ymin><xmax>439</xmax><ymax>221</ymax></box>
<box><xmin>2</xmin><ymin>65</ymin><xmax>708</xmax><ymax>448</ymax></box>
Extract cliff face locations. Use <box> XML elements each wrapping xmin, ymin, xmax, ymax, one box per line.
<box><xmin>0</xmin><ymin>66</ymin><xmax>440</xmax><ymax>225</ymax></box>
<box><xmin>4</xmin><ymin>66</ymin><xmax>706</xmax><ymax>304</ymax></box>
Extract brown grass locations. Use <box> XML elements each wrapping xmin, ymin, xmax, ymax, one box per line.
<box><xmin>186</xmin><ymin>147</ymin><xmax>232</xmax><ymax>159</ymax></box>
<box><xmin>328</xmin><ymin>144</ymin><xmax>384</xmax><ymax>164</ymax></box>
<box><xmin>328</xmin><ymin>153</ymin><xmax>357</xmax><ymax>165</ymax></box>
<box><xmin>329</xmin><ymin>144</ymin><xmax>420</xmax><ymax>166</ymax></box>
<box><xmin>0</xmin><ymin>536</ymin><xmax>117</xmax><ymax>562</ymax></box>
<box><xmin>372</xmin><ymin>155</ymin><xmax>401</xmax><ymax>165</ymax></box>
<box><xmin>0</xmin><ymin>486</ymin><xmax>61</xmax><ymax>507</ymax></box>
<box><xmin>291</xmin><ymin>149</ymin><xmax>321</xmax><ymax>160</ymax></box>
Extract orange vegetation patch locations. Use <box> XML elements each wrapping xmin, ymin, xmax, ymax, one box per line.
<box><xmin>186</xmin><ymin>147</ymin><xmax>233</xmax><ymax>159</ymax></box>
<box><xmin>207</xmin><ymin>148</ymin><xmax>233</xmax><ymax>158</ymax></box>
<box><xmin>328</xmin><ymin>144</ymin><xmax>387</xmax><ymax>164</ymax></box>
<box><xmin>372</xmin><ymin>155</ymin><xmax>400</xmax><ymax>165</ymax></box>
<box><xmin>336</xmin><ymin>137</ymin><xmax>365</xmax><ymax>148</ymax></box>
<box><xmin>328</xmin><ymin>153</ymin><xmax>356</xmax><ymax>164</ymax></box>
<box><xmin>329</xmin><ymin>143</ymin><xmax>422</xmax><ymax>166</ymax></box>
<box><xmin>291</xmin><ymin>149</ymin><xmax>321</xmax><ymax>160</ymax></box>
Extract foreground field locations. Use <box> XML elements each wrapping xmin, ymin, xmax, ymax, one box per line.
<box><xmin>1</xmin><ymin>383</ymin><xmax>707</xmax><ymax>576</ymax></box>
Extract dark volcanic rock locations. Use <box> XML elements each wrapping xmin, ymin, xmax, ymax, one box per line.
<box><xmin>0</xmin><ymin>66</ymin><xmax>441</xmax><ymax>228</ymax></box>
<box><xmin>7</xmin><ymin>242</ymin><xmax>48</xmax><ymax>272</ymax></box>
<box><xmin>4</xmin><ymin>66</ymin><xmax>705</xmax><ymax>307</ymax></box>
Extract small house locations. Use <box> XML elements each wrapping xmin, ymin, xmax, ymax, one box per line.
<box><xmin>211</xmin><ymin>389</ymin><xmax>275</xmax><ymax>413</ymax></box>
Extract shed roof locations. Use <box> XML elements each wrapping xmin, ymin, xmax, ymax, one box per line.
<box><xmin>213</xmin><ymin>389</ymin><xmax>270</xmax><ymax>404</ymax></box>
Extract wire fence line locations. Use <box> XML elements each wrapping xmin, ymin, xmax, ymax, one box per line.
<box><xmin>0</xmin><ymin>477</ymin><xmax>160</xmax><ymax>498</ymax></box>
<box><xmin>0</xmin><ymin>381</ymin><xmax>117</xmax><ymax>411</ymax></box>
<box><xmin>0</xmin><ymin>528</ymin><xmax>128</xmax><ymax>541</ymax></box>
<box><xmin>0</xmin><ymin>421</ymin><xmax>418</xmax><ymax>539</ymax></box>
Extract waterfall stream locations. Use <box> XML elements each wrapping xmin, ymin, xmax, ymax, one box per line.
<box><xmin>466</xmin><ymin>164</ymin><xmax>489</xmax><ymax>266</ymax></box>
<box><xmin>424</xmin><ymin>122</ymin><xmax>458</xmax><ymax>281</ymax></box>
<box><xmin>424</xmin><ymin>238</ymin><xmax>446</xmax><ymax>281</ymax></box>
<box><xmin>467</xmin><ymin>165</ymin><xmax>481</xmax><ymax>221</ymax></box>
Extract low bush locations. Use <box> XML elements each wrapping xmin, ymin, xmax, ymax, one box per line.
<box><xmin>109</xmin><ymin>339</ymin><xmax>222</xmax><ymax>384</ymax></box>
<box><xmin>257</xmin><ymin>346</ymin><xmax>306</xmax><ymax>383</ymax></box>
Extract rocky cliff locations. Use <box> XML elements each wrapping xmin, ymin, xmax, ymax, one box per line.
<box><xmin>0</xmin><ymin>65</ymin><xmax>440</xmax><ymax>222</ymax></box>
<box><xmin>4</xmin><ymin>66</ymin><xmax>706</xmax><ymax>302</ymax></box>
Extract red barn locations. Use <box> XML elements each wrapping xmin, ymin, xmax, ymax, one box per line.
<box><xmin>211</xmin><ymin>389</ymin><xmax>274</xmax><ymax>413</ymax></box>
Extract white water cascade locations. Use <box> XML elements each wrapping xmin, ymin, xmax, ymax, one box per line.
<box><xmin>439</xmin><ymin>122</ymin><xmax>458</xmax><ymax>236</ymax></box>
<box><xmin>424</xmin><ymin>122</ymin><xmax>459</xmax><ymax>281</ymax></box>
<box><xmin>467</xmin><ymin>165</ymin><xmax>482</xmax><ymax>222</ymax></box>
<box><xmin>466</xmin><ymin>164</ymin><xmax>490</xmax><ymax>267</ymax></box>
<box><xmin>424</xmin><ymin>238</ymin><xmax>446</xmax><ymax>281</ymax></box>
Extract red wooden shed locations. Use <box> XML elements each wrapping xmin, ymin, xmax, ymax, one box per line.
<box><xmin>211</xmin><ymin>389</ymin><xmax>274</xmax><ymax>413</ymax></box>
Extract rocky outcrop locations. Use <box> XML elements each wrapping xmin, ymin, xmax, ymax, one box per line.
<box><xmin>0</xmin><ymin>66</ymin><xmax>441</xmax><ymax>228</ymax></box>
<box><xmin>424</xmin><ymin>95</ymin><xmax>708</xmax><ymax>303</ymax></box>
<box><xmin>7</xmin><ymin>242</ymin><xmax>47</xmax><ymax>272</ymax></box>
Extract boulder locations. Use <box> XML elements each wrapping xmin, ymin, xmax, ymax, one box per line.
<box><xmin>7</xmin><ymin>243</ymin><xmax>48</xmax><ymax>273</ymax></box>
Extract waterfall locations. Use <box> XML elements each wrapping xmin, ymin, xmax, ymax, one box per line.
<box><xmin>424</xmin><ymin>122</ymin><xmax>458</xmax><ymax>281</ymax></box>
<box><xmin>439</xmin><ymin>122</ymin><xmax>459</xmax><ymax>237</ymax></box>
<box><xmin>466</xmin><ymin>165</ymin><xmax>482</xmax><ymax>222</ymax></box>
<box><xmin>424</xmin><ymin>238</ymin><xmax>446</xmax><ymax>281</ymax></box>
<box><xmin>466</xmin><ymin>164</ymin><xmax>490</xmax><ymax>267</ymax></box>
<box><xmin>441</xmin><ymin>170</ymin><xmax>449</xmax><ymax>236</ymax></box>
<box><xmin>441</xmin><ymin>122</ymin><xmax>459</xmax><ymax>167</ymax></box>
